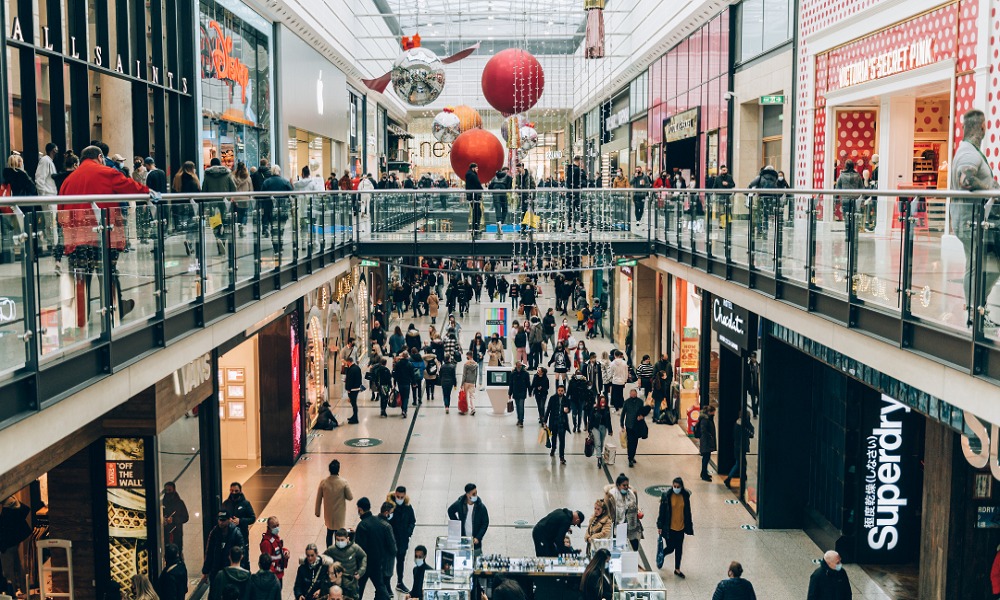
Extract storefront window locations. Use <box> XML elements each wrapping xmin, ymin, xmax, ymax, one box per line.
<box><xmin>199</xmin><ymin>0</ymin><xmax>271</xmax><ymax>169</ymax></box>
<box><xmin>737</xmin><ymin>0</ymin><xmax>793</xmax><ymax>63</ymax></box>
<box><xmin>7</xmin><ymin>47</ymin><xmax>22</xmax><ymax>152</ymax></box>
<box><xmin>157</xmin><ymin>416</ymin><xmax>204</xmax><ymax>572</ymax></box>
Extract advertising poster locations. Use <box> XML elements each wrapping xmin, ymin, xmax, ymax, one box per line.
<box><xmin>482</xmin><ymin>304</ymin><xmax>510</xmax><ymax>342</ymax></box>
<box><xmin>105</xmin><ymin>438</ymin><xmax>148</xmax><ymax>599</ymax></box>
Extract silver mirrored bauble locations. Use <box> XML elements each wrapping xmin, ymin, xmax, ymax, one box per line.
<box><xmin>432</xmin><ymin>111</ymin><xmax>462</xmax><ymax>143</ymax></box>
<box><xmin>391</xmin><ymin>47</ymin><xmax>446</xmax><ymax>106</ymax></box>
<box><xmin>500</xmin><ymin>114</ymin><xmax>528</xmax><ymax>140</ymax></box>
<box><xmin>519</xmin><ymin>125</ymin><xmax>539</xmax><ymax>151</ymax></box>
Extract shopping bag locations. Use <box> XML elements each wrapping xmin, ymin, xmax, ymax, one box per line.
<box><xmin>656</xmin><ymin>535</ymin><xmax>666</xmax><ymax>569</ymax></box>
<box><xmin>208</xmin><ymin>210</ymin><xmax>223</xmax><ymax>230</ymax></box>
<box><xmin>537</xmin><ymin>428</ymin><xmax>548</xmax><ymax>446</ymax></box>
<box><xmin>620</xmin><ymin>429</ymin><xmax>628</xmax><ymax>448</ymax></box>
<box><xmin>584</xmin><ymin>433</ymin><xmax>595</xmax><ymax>457</ymax></box>
<box><xmin>545</xmin><ymin>428</ymin><xmax>552</xmax><ymax>448</ymax></box>
<box><xmin>458</xmin><ymin>389</ymin><xmax>469</xmax><ymax>413</ymax></box>
<box><xmin>506</xmin><ymin>400</ymin><xmax>514</xmax><ymax>413</ymax></box>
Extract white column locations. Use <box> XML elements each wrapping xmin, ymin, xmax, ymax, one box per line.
<box><xmin>875</xmin><ymin>95</ymin><xmax>916</xmax><ymax>236</ymax></box>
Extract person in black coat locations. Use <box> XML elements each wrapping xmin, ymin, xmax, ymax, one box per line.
<box><xmin>532</xmin><ymin>509</ymin><xmax>583</xmax><ymax>557</ymax></box>
<box><xmin>386</xmin><ymin>488</ymin><xmax>416</xmax><ymax>593</ymax></box>
<box><xmin>221</xmin><ymin>485</ymin><xmax>256</xmax><ymax>570</ymax></box>
<box><xmin>656</xmin><ymin>478</ymin><xmax>694</xmax><ymax>577</ymax></box>
<box><xmin>446</xmin><ymin>484</ymin><xmax>490</xmax><ymax>553</ymax></box>
<box><xmin>465</xmin><ymin>164</ymin><xmax>484</xmax><ymax>233</ymax></box>
<box><xmin>507</xmin><ymin>361</ymin><xmax>532</xmax><ymax>427</ymax></box>
<box><xmin>544</xmin><ymin>386</ymin><xmax>572</xmax><ymax>464</ymax></box>
<box><xmin>202</xmin><ymin>510</ymin><xmax>246</xmax><ymax>582</ymax></box>
<box><xmin>292</xmin><ymin>544</ymin><xmax>330</xmax><ymax>600</ymax></box>
<box><xmin>391</xmin><ymin>354</ymin><xmax>413</xmax><ymax>418</ymax></box>
<box><xmin>712</xmin><ymin>561</ymin><xmax>757</xmax><ymax>600</ymax></box>
<box><xmin>344</xmin><ymin>355</ymin><xmax>363</xmax><ymax>425</ymax></box>
<box><xmin>161</xmin><ymin>482</ymin><xmax>190</xmax><ymax>556</ymax></box>
<box><xmin>247</xmin><ymin>554</ymin><xmax>281</xmax><ymax>600</ymax></box>
<box><xmin>155</xmin><ymin>544</ymin><xmax>188</xmax><ymax>600</ymax></box>
<box><xmin>530</xmin><ymin>367</ymin><xmax>550</xmax><ymax>425</ymax></box>
<box><xmin>580</xmin><ymin>549</ymin><xmax>612</xmax><ymax>600</ymax></box>
<box><xmin>355</xmin><ymin>499</ymin><xmax>397</xmax><ymax>600</ymax></box>
<box><xmin>409</xmin><ymin>545</ymin><xmax>430</xmax><ymax>599</ymax></box>
<box><xmin>807</xmin><ymin>551</ymin><xmax>852</xmax><ymax>600</ymax></box>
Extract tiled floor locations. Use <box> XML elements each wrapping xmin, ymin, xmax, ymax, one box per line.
<box><xmin>245</xmin><ymin>280</ymin><xmax>895</xmax><ymax>600</ymax></box>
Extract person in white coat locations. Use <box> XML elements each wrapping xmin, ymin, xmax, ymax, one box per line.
<box><xmin>359</xmin><ymin>173</ymin><xmax>376</xmax><ymax>216</ymax></box>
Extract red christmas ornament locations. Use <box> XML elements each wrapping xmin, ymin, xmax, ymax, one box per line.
<box><xmin>449</xmin><ymin>129</ymin><xmax>505</xmax><ymax>180</ymax></box>
<box><xmin>481</xmin><ymin>49</ymin><xmax>545</xmax><ymax>116</ymax></box>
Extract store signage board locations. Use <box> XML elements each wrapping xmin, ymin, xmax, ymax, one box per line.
<box><xmin>710</xmin><ymin>297</ymin><xmax>749</xmax><ymax>353</ymax></box>
<box><xmin>359</xmin><ymin>259</ymin><xmax>379</xmax><ymax>267</ymax></box>
<box><xmin>857</xmin><ymin>394</ymin><xmax>922</xmax><ymax>563</ymax></box>
<box><xmin>208</xmin><ymin>21</ymin><xmax>250</xmax><ymax>103</ymax></box>
<box><xmin>663</xmin><ymin>108</ymin><xmax>700</xmax><ymax>143</ymax></box>
<box><xmin>759</xmin><ymin>95</ymin><xmax>785</xmax><ymax>105</ymax></box>
<box><xmin>615</xmin><ymin>258</ymin><xmax>637</xmax><ymax>267</ymax></box>
<box><xmin>605</xmin><ymin>107</ymin><xmax>630</xmax><ymax>132</ymax></box>
<box><xmin>838</xmin><ymin>38</ymin><xmax>936</xmax><ymax>89</ymax></box>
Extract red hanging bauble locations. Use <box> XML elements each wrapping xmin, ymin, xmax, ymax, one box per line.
<box><xmin>449</xmin><ymin>129</ymin><xmax>505</xmax><ymax>180</ymax></box>
<box><xmin>481</xmin><ymin>49</ymin><xmax>545</xmax><ymax>116</ymax></box>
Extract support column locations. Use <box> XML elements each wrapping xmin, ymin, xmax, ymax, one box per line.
<box><xmin>875</xmin><ymin>95</ymin><xmax>916</xmax><ymax>235</ymax></box>
<box><xmin>633</xmin><ymin>264</ymin><xmax>658</xmax><ymax>363</ymax></box>
<box><xmin>919</xmin><ymin>419</ymin><xmax>952</xmax><ymax>600</ymax></box>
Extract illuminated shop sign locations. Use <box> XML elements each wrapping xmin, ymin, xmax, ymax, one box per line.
<box><xmin>208</xmin><ymin>21</ymin><xmax>251</xmax><ymax>103</ymax></box>
<box><xmin>8</xmin><ymin>17</ymin><xmax>189</xmax><ymax>93</ymax></box>
<box><xmin>962</xmin><ymin>411</ymin><xmax>1000</xmax><ymax>480</ymax></box>
<box><xmin>856</xmin><ymin>394</ymin><xmax>921</xmax><ymax>563</ymax></box>
<box><xmin>710</xmin><ymin>297</ymin><xmax>749</xmax><ymax>353</ymax></box>
<box><xmin>605</xmin><ymin>107</ymin><xmax>630</xmax><ymax>132</ymax></box>
<box><xmin>663</xmin><ymin>108</ymin><xmax>699</xmax><ymax>143</ymax></box>
<box><xmin>105</xmin><ymin>438</ymin><xmax>149</xmax><ymax>599</ymax></box>
<box><xmin>837</xmin><ymin>39</ymin><xmax>936</xmax><ymax>89</ymax></box>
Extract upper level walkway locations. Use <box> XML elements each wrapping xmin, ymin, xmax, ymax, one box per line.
<box><xmin>0</xmin><ymin>186</ymin><xmax>997</xmax><ymax>436</ymax></box>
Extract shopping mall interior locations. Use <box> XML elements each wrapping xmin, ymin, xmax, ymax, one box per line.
<box><xmin>3</xmin><ymin>1</ymin><xmax>1000</xmax><ymax>599</ymax></box>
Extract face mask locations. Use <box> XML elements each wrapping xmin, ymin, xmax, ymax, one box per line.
<box><xmin>620</xmin><ymin>488</ymin><xmax>629</xmax><ymax>495</ymax></box>
<box><xmin>672</xmin><ymin>487</ymin><xmax>682</xmax><ymax>494</ymax></box>
<box><xmin>271</xmin><ymin>527</ymin><xmax>280</xmax><ymax>536</ymax></box>
<box><xmin>395</xmin><ymin>497</ymin><xmax>404</xmax><ymax>505</ymax></box>
<box><xmin>335</xmin><ymin>540</ymin><xmax>348</xmax><ymax>549</ymax></box>
<box><xmin>833</xmin><ymin>563</ymin><xmax>843</xmax><ymax>572</ymax></box>
<box><xmin>414</xmin><ymin>559</ymin><xmax>425</xmax><ymax>568</ymax></box>
<box><xmin>469</xmin><ymin>495</ymin><xmax>479</xmax><ymax>503</ymax></box>
<box><xmin>387</xmin><ymin>513</ymin><xmax>394</xmax><ymax>520</ymax></box>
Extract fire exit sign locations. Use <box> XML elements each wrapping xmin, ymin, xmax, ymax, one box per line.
<box><xmin>759</xmin><ymin>95</ymin><xmax>785</xmax><ymax>105</ymax></box>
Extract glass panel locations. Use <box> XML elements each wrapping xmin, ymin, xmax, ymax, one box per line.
<box><xmin>63</xmin><ymin>62</ymin><xmax>72</xmax><ymax>154</ymax></box>
<box><xmin>41</xmin><ymin>206</ymin><xmax>106</xmax><ymax>356</ymax></box>
<box><xmin>0</xmin><ymin>212</ymin><xmax>28</xmax><ymax>374</ymax></box>
<box><xmin>109</xmin><ymin>204</ymin><xmax>159</xmax><ymax>328</ymax></box>
<box><xmin>812</xmin><ymin>194</ymin><xmax>850</xmax><ymax>296</ymax></box>
<box><xmin>163</xmin><ymin>198</ymin><xmax>200</xmax><ymax>309</ymax></box>
<box><xmin>158</xmin><ymin>413</ymin><xmax>205</xmax><ymax>570</ymax></box>
<box><xmin>202</xmin><ymin>200</ymin><xmax>232</xmax><ymax>296</ymax></box>
<box><xmin>740</xmin><ymin>0</ymin><xmax>764</xmax><ymax>61</ymax></box>
<box><xmin>762</xmin><ymin>105</ymin><xmax>782</xmax><ymax>138</ymax></box>
<box><xmin>730</xmin><ymin>193</ymin><xmax>751</xmax><ymax>267</ymax></box>
<box><xmin>851</xmin><ymin>195</ymin><xmax>901</xmax><ymax>312</ymax></box>
<box><xmin>750</xmin><ymin>193</ymin><xmax>777</xmax><ymax>272</ymax></box>
<box><xmin>909</xmin><ymin>195</ymin><xmax>970</xmax><ymax>331</ymax></box>
<box><xmin>234</xmin><ymin>198</ymin><xmax>256</xmax><ymax>284</ymax></box>
<box><xmin>693</xmin><ymin>192</ymin><xmax>709</xmax><ymax>255</ymax></box>
<box><xmin>763</xmin><ymin>0</ymin><xmax>791</xmax><ymax>51</ymax></box>
<box><xmin>777</xmin><ymin>191</ymin><xmax>809</xmax><ymax>283</ymax></box>
<box><xmin>36</xmin><ymin>55</ymin><xmax>53</xmax><ymax>151</ymax></box>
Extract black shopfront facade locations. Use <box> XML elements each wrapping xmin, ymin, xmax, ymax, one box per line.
<box><xmin>3</xmin><ymin>0</ymin><xmax>197</xmax><ymax>176</ymax></box>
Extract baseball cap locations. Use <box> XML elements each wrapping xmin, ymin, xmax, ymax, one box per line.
<box><xmin>143</xmin><ymin>157</ymin><xmax>155</xmax><ymax>165</ymax></box>
<box><xmin>217</xmin><ymin>509</ymin><xmax>230</xmax><ymax>520</ymax></box>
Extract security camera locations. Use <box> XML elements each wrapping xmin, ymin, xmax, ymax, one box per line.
<box><xmin>724</xmin><ymin>91</ymin><xmax>737</xmax><ymax>101</ymax></box>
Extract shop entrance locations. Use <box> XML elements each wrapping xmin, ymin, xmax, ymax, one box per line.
<box><xmin>663</xmin><ymin>136</ymin><xmax>698</xmax><ymax>186</ymax></box>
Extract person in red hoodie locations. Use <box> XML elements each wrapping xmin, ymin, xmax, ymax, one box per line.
<box><xmin>259</xmin><ymin>516</ymin><xmax>290</xmax><ymax>587</ymax></box>
<box><xmin>58</xmin><ymin>145</ymin><xmax>150</xmax><ymax>325</ymax></box>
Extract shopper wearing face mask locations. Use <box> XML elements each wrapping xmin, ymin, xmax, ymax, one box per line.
<box><xmin>408</xmin><ymin>546</ymin><xmax>429</xmax><ymax>600</ymax></box>
<box><xmin>259</xmin><ymin>517</ymin><xmax>290</xmax><ymax>587</ymax></box>
<box><xmin>354</xmin><ymin>499</ymin><xmax>396</xmax><ymax>600</ymax></box>
<box><xmin>446</xmin><ymin>484</ymin><xmax>490</xmax><ymax>556</ymax></box>
<box><xmin>603</xmin><ymin>474</ymin><xmax>643</xmax><ymax>552</ymax></box>
<box><xmin>384</xmin><ymin>487</ymin><xmax>416</xmax><ymax>594</ymax></box>
<box><xmin>322</xmin><ymin>529</ymin><xmax>367</xmax><ymax>600</ymax></box>
<box><xmin>655</xmin><ymin>477</ymin><xmax>693</xmax><ymax>578</ymax></box>
<box><xmin>807</xmin><ymin>550</ymin><xmax>851</xmax><ymax>600</ymax></box>
<box><xmin>222</xmin><ymin>482</ymin><xmax>256</xmax><ymax>570</ymax></box>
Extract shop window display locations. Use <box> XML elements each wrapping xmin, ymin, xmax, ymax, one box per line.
<box><xmin>157</xmin><ymin>416</ymin><xmax>204</xmax><ymax>574</ymax></box>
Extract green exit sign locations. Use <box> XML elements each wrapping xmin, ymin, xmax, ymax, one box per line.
<box><xmin>615</xmin><ymin>258</ymin><xmax>638</xmax><ymax>267</ymax></box>
<box><xmin>760</xmin><ymin>95</ymin><xmax>785</xmax><ymax>105</ymax></box>
<box><xmin>359</xmin><ymin>259</ymin><xmax>379</xmax><ymax>267</ymax></box>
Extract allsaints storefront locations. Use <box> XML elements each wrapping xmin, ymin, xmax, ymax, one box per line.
<box><xmin>199</xmin><ymin>0</ymin><xmax>272</xmax><ymax>170</ymax></box>
<box><xmin>4</xmin><ymin>0</ymin><xmax>197</xmax><ymax>175</ymax></box>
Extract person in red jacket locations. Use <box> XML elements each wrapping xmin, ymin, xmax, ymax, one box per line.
<box><xmin>259</xmin><ymin>516</ymin><xmax>290</xmax><ymax>587</ymax></box>
<box><xmin>58</xmin><ymin>145</ymin><xmax>150</xmax><ymax>325</ymax></box>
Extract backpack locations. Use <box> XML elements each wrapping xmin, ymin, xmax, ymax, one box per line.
<box><xmin>426</xmin><ymin>360</ymin><xmax>439</xmax><ymax>376</ymax></box>
<box><xmin>411</xmin><ymin>364</ymin><xmax>421</xmax><ymax>381</ymax></box>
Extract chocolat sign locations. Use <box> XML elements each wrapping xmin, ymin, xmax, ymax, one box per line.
<box><xmin>710</xmin><ymin>297</ymin><xmax>749</xmax><ymax>353</ymax></box>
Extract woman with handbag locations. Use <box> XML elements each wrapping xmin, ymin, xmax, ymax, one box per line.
<box><xmin>487</xmin><ymin>334</ymin><xmax>505</xmax><ymax>366</ymax></box>
<box><xmin>656</xmin><ymin>477</ymin><xmax>693</xmax><ymax>578</ymax></box>
<box><xmin>603</xmin><ymin>473</ymin><xmax>643</xmax><ymax>551</ymax></box>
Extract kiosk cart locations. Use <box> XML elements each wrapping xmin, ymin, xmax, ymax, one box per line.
<box><xmin>423</xmin><ymin>570</ymin><xmax>473</xmax><ymax>600</ymax></box>
<box><xmin>473</xmin><ymin>556</ymin><xmax>586</xmax><ymax>600</ymax></box>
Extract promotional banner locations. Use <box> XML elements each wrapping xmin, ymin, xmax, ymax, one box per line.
<box><xmin>105</xmin><ymin>438</ymin><xmax>149</xmax><ymax>599</ymax></box>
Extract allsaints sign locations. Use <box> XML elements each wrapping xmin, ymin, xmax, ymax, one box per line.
<box><xmin>710</xmin><ymin>297</ymin><xmax>749</xmax><ymax>353</ymax></box>
<box><xmin>8</xmin><ymin>17</ymin><xmax>190</xmax><ymax>93</ymax></box>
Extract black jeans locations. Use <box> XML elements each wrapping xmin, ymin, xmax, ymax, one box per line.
<box><xmin>442</xmin><ymin>384</ymin><xmax>453</xmax><ymax>408</ymax></box>
<box><xmin>398</xmin><ymin>386</ymin><xmax>410</xmax><ymax>415</ymax></box>
<box><xmin>359</xmin><ymin>563</ymin><xmax>392</xmax><ymax>600</ymax></box>
<box><xmin>664</xmin><ymin>530</ymin><xmax>685</xmax><ymax>570</ymax></box>
<box><xmin>627</xmin><ymin>429</ymin><xmax>640</xmax><ymax>463</ymax></box>
<box><xmin>348</xmin><ymin>390</ymin><xmax>359</xmax><ymax>421</ymax></box>
<box><xmin>549</xmin><ymin>428</ymin><xmax>566</xmax><ymax>460</ymax></box>
<box><xmin>396</xmin><ymin>542</ymin><xmax>409</xmax><ymax>583</ymax></box>
<box><xmin>701</xmin><ymin>452</ymin><xmax>712</xmax><ymax>477</ymax></box>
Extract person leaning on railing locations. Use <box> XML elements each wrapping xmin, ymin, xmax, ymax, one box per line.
<box><xmin>57</xmin><ymin>145</ymin><xmax>152</xmax><ymax>322</ymax></box>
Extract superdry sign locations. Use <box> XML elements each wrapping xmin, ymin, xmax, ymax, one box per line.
<box><xmin>710</xmin><ymin>297</ymin><xmax>749</xmax><ymax>353</ymax></box>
